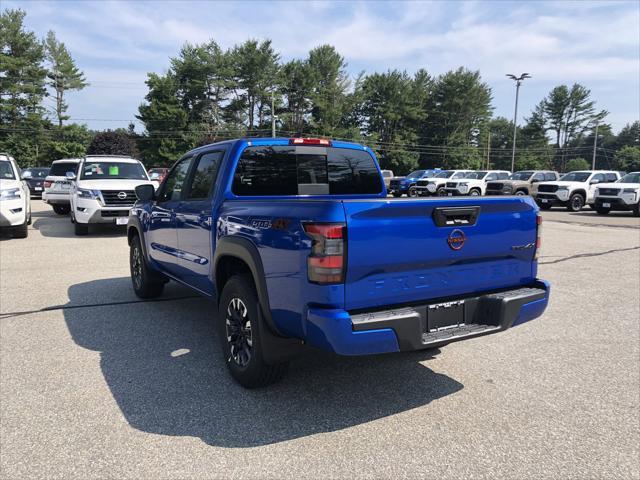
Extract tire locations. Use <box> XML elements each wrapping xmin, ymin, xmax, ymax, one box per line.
<box><xmin>633</xmin><ymin>202</ymin><xmax>640</xmax><ymax>217</ymax></box>
<box><xmin>12</xmin><ymin>219</ymin><xmax>28</xmax><ymax>239</ymax></box>
<box><xmin>515</xmin><ymin>190</ymin><xmax>527</xmax><ymax>196</ymax></box>
<box><xmin>218</xmin><ymin>274</ymin><xmax>289</xmax><ymax>388</ymax></box>
<box><xmin>408</xmin><ymin>186</ymin><xmax>419</xmax><ymax>198</ymax></box>
<box><xmin>74</xmin><ymin>222</ymin><xmax>89</xmax><ymax>236</ymax></box>
<box><xmin>436</xmin><ymin>187</ymin><xmax>446</xmax><ymax>196</ymax></box>
<box><xmin>595</xmin><ymin>206</ymin><xmax>611</xmax><ymax>215</ymax></box>
<box><xmin>392</xmin><ymin>192</ymin><xmax>402</xmax><ymax>198</ymax></box>
<box><xmin>469</xmin><ymin>189</ymin><xmax>481</xmax><ymax>196</ymax></box>
<box><xmin>567</xmin><ymin>193</ymin><xmax>585</xmax><ymax>212</ymax></box>
<box><xmin>538</xmin><ymin>203</ymin><xmax>552</xmax><ymax>210</ymax></box>
<box><xmin>53</xmin><ymin>204</ymin><xmax>70</xmax><ymax>215</ymax></box>
<box><xmin>129</xmin><ymin>234</ymin><xmax>165</xmax><ymax>299</ymax></box>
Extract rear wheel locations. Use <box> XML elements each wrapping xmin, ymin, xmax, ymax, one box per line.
<box><xmin>218</xmin><ymin>274</ymin><xmax>288</xmax><ymax>388</ymax></box>
<box><xmin>567</xmin><ymin>193</ymin><xmax>585</xmax><ymax>212</ymax></box>
<box><xmin>74</xmin><ymin>222</ymin><xmax>89</xmax><ymax>236</ymax></box>
<box><xmin>130</xmin><ymin>234</ymin><xmax>165</xmax><ymax>298</ymax></box>
<box><xmin>53</xmin><ymin>204</ymin><xmax>70</xmax><ymax>215</ymax></box>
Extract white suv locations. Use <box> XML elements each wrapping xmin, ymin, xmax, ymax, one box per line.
<box><xmin>68</xmin><ymin>155</ymin><xmax>155</xmax><ymax>235</ymax></box>
<box><xmin>444</xmin><ymin>170</ymin><xmax>511</xmax><ymax>196</ymax></box>
<box><xmin>0</xmin><ymin>153</ymin><xmax>31</xmax><ymax>238</ymax></box>
<box><xmin>593</xmin><ymin>172</ymin><xmax>640</xmax><ymax>216</ymax></box>
<box><xmin>536</xmin><ymin>170</ymin><xmax>621</xmax><ymax>212</ymax></box>
<box><xmin>42</xmin><ymin>158</ymin><xmax>81</xmax><ymax>215</ymax></box>
<box><xmin>414</xmin><ymin>170</ymin><xmax>473</xmax><ymax>196</ymax></box>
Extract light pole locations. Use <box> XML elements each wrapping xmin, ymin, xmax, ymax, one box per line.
<box><xmin>506</xmin><ymin>73</ymin><xmax>531</xmax><ymax>172</ymax></box>
<box><xmin>592</xmin><ymin>122</ymin><xmax>599</xmax><ymax>169</ymax></box>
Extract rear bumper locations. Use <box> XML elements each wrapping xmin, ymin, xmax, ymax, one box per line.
<box><xmin>43</xmin><ymin>191</ymin><xmax>70</xmax><ymax>205</ymax></box>
<box><xmin>305</xmin><ymin>280</ymin><xmax>550</xmax><ymax>355</ymax></box>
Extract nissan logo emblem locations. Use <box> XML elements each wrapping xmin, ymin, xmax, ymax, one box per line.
<box><xmin>117</xmin><ymin>191</ymin><xmax>127</xmax><ymax>200</ymax></box>
<box><xmin>447</xmin><ymin>229</ymin><xmax>466</xmax><ymax>250</ymax></box>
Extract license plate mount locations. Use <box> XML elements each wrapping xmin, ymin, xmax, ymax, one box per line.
<box><xmin>603</xmin><ymin>202</ymin><xmax>611</xmax><ymax>208</ymax></box>
<box><xmin>427</xmin><ymin>300</ymin><xmax>465</xmax><ymax>332</ymax></box>
<box><xmin>115</xmin><ymin>217</ymin><xmax>128</xmax><ymax>225</ymax></box>
<box><xmin>541</xmin><ymin>199</ymin><xmax>548</xmax><ymax>203</ymax></box>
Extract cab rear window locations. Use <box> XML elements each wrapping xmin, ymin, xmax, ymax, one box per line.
<box><xmin>232</xmin><ymin>146</ymin><xmax>383</xmax><ymax>196</ymax></box>
<box><xmin>49</xmin><ymin>163</ymin><xmax>77</xmax><ymax>176</ymax></box>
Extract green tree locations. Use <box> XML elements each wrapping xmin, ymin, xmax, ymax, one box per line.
<box><xmin>307</xmin><ymin>45</ymin><xmax>349</xmax><ymax>136</ymax></box>
<box><xmin>279</xmin><ymin>59</ymin><xmax>313</xmax><ymax>135</ymax></box>
<box><xmin>565</xmin><ymin>157</ymin><xmax>590</xmax><ymax>172</ymax></box>
<box><xmin>538</xmin><ymin>83</ymin><xmax>607</xmax><ymax>171</ymax></box>
<box><xmin>137</xmin><ymin>73</ymin><xmax>189</xmax><ymax>165</ymax></box>
<box><xmin>614</xmin><ymin>121</ymin><xmax>639</xmax><ymax>149</ymax></box>
<box><xmin>614</xmin><ymin>146</ymin><xmax>640</xmax><ymax>172</ymax></box>
<box><xmin>87</xmin><ymin>129</ymin><xmax>138</xmax><ymax>157</ymax></box>
<box><xmin>230</xmin><ymin>39</ymin><xmax>279</xmax><ymax>130</ymax></box>
<box><xmin>44</xmin><ymin>30</ymin><xmax>87</xmax><ymax>126</ymax></box>
<box><xmin>420</xmin><ymin>68</ymin><xmax>493</xmax><ymax>168</ymax></box>
<box><xmin>0</xmin><ymin>9</ymin><xmax>49</xmax><ymax>166</ymax></box>
<box><xmin>358</xmin><ymin>70</ymin><xmax>423</xmax><ymax>172</ymax></box>
<box><xmin>42</xmin><ymin>123</ymin><xmax>92</xmax><ymax>159</ymax></box>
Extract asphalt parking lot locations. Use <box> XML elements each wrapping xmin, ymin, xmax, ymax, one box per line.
<box><xmin>1</xmin><ymin>201</ymin><xmax>639</xmax><ymax>479</ymax></box>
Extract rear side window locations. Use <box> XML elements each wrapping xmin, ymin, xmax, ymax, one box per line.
<box><xmin>544</xmin><ymin>172</ymin><xmax>557</xmax><ymax>181</ymax></box>
<box><xmin>49</xmin><ymin>162</ymin><xmax>77</xmax><ymax>177</ymax></box>
<box><xmin>232</xmin><ymin>146</ymin><xmax>383</xmax><ymax>196</ymax></box>
<box><xmin>605</xmin><ymin>173</ymin><xmax>618</xmax><ymax>182</ymax></box>
<box><xmin>186</xmin><ymin>151</ymin><xmax>224</xmax><ymax>200</ymax></box>
<box><xmin>497</xmin><ymin>172</ymin><xmax>510</xmax><ymax>180</ymax></box>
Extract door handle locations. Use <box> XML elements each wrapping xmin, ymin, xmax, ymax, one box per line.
<box><xmin>432</xmin><ymin>207</ymin><xmax>480</xmax><ymax>227</ymax></box>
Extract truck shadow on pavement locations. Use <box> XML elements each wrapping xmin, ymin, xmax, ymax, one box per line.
<box><xmin>63</xmin><ymin>278</ymin><xmax>464</xmax><ymax>448</ymax></box>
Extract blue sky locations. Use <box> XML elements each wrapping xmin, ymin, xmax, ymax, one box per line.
<box><xmin>8</xmin><ymin>0</ymin><xmax>640</xmax><ymax>133</ymax></box>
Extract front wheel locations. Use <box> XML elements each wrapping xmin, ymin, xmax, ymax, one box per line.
<box><xmin>218</xmin><ymin>274</ymin><xmax>288</xmax><ymax>388</ymax></box>
<box><xmin>595</xmin><ymin>206</ymin><xmax>611</xmax><ymax>215</ymax></box>
<box><xmin>53</xmin><ymin>204</ymin><xmax>70</xmax><ymax>215</ymax></box>
<box><xmin>515</xmin><ymin>190</ymin><xmax>527</xmax><ymax>196</ymax></box>
<box><xmin>567</xmin><ymin>193</ymin><xmax>585</xmax><ymax>212</ymax></box>
<box><xmin>538</xmin><ymin>203</ymin><xmax>552</xmax><ymax>210</ymax></box>
<box><xmin>408</xmin><ymin>186</ymin><xmax>419</xmax><ymax>198</ymax></box>
<box><xmin>130</xmin><ymin>234</ymin><xmax>165</xmax><ymax>298</ymax></box>
<box><xmin>633</xmin><ymin>202</ymin><xmax>640</xmax><ymax>217</ymax></box>
<box><xmin>392</xmin><ymin>192</ymin><xmax>402</xmax><ymax>198</ymax></box>
<box><xmin>12</xmin><ymin>219</ymin><xmax>28</xmax><ymax>239</ymax></box>
<box><xmin>74</xmin><ymin>222</ymin><xmax>89</xmax><ymax>236</ymax></box>
<box><xmin>469</xmin><ymin>189</ymin><xmax>481</xmax><ymax>196</ymax></box>
<box><xmin>436</xmin><ymin>187</ymin><xmax>447</xmax><ymax>196</ymax></box>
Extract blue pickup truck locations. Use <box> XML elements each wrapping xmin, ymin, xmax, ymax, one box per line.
<box><xmin>127</xmin><ymin>137</ymin><xmax>550</xmax><ymax>387</ymax></box>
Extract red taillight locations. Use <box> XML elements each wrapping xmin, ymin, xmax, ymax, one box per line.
<box><xmin>43</xmin><ymin>180</ymin><xmax>53</xmax><ymax>188</ymax></box>
<box><xmin>289</xmin><ymin>138</ymin><xmax>332</xmax><ymax>146</ymax></box>
<box><xmin>534</xmin><ymin>214</ymin><xmax>542</xmax><ymax>259</ymax></box>
<box><xmin>303</xmin><ymin>222</ymin><xmax>345</xmax><ymax>284</ymax></box>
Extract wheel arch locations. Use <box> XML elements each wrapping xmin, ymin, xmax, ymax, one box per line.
<box><xmin>214</xmin><ymin>236</ymin><xmax>280</xmax><ymax>336</ymax></box>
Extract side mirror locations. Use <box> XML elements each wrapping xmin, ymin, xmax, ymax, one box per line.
<box><xmin>66</xmin><ymin>171</ymin><xmax>76</xmax><ymax>181</ymax></box>
<box><xmin>590</xmin><ymin>179</ymin><xmax>600</xmax><ymax>185</ymax></box>
<box><xmin>135</xmin><ymin>184</ymin><xmax>156</xmax><ymax>202</ymax></box>
<box><xmin>21</xmin><ymin>171</ymin><xmax>32</xmax><ymax>179</ymax></box>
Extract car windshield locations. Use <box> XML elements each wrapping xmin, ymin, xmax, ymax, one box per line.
<box><xmin>149</xmin><ymin>172</ymin><xmax>163</xmax><ymax>180</ymax></box>
<box><xmin>618</xmin><ymin>172</ymin><xmax>640</xmax><ymax>183</ymax></box>
<box><xmin>0</xmin><ymin>161</ymin><xmax>15</xmax><ymax>179</ymax></box>
<box><xmin>80</xmin><ymin>162</ymin><xmax>148</xmax><ymax>180</ymax></box>
<box><xmin>24</xmin><ymin>168</ymin><xmax>49</xmax><ymax>178</ymax></box>
<box><xmin>451</xmin><ymin>171</ymin><xmax>470</xmax><ymax>179</ymax></box>
<box><xmin>49</xmin><ymin>162</ymin><xmax>77</xmax><ymax>177</ymax></box>
<box><xmin>509</xmin><ymin>171</ymin><xmax>534</xmax><ymax>181</ymax></box>
<box><xmin>406</xmin><ymin>170</ymin><xmax>426</xmax><ymax>178</ymax></box>
<box><xmin>560</xmin><ymin>172</ymin><xmax>591</xmax><ymax>182</ymax></box>
<box><xmin>463</xmin><ymin>171</ymin><xmax>487</xmax><ymax>180</ymax></box>
<box><xmin>435</xmin><ymin>171</ymin><xmax>454</xmax><ymax>178</ymax></box>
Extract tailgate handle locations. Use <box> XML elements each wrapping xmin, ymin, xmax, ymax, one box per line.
<box><xmin>432</xmin><ymin>207</ymin><xmax>480</xmax><ymax>227</ymax></box>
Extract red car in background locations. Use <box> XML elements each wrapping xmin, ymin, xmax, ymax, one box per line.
<box><xmin>147</xmin><ymin>168</ymin><xmax>169</xmax><ymax>184</ymax></box>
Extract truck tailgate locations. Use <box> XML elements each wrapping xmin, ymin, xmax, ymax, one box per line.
<box><xmin>342</xmin><ymin>197</ymin><xmax>538</xmax><ymax>311</ymax></box>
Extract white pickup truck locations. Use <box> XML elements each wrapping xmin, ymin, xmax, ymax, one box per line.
<box><xmin>593</xmin><ymin>172</ymin><xmax>640</xmax><ymax>216</ymax></box>
<box><xmin>535</xmin><ymin>170</ymin><xmax>621</xmax><ymax>212</ymax></box>
<box><xmin>444</xmin><ymin>170</ymin><xmax>511</xmax><ymax>196</ymax></box>
<box><xmin>68</xmin><ymin>155</ymin><xmax>157</xmax><ymax>235</ymax></box>
<box><xmin>414</xmin><ymin>170</ymin><xmax>472</xmax><ymax>196</ymax></box>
